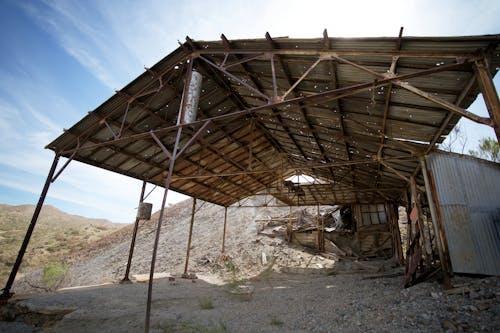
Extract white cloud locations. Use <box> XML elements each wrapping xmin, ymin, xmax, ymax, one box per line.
<box><xmin>19</xmin><ymin>1</ymin><xmax>140</xmax><ymax>90</ymax></box>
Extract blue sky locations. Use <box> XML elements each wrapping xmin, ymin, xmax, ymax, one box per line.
<box><xmin>0</xmin><ymin>0</ymin><xmax>499</xmax><ymax>223</ymax></box>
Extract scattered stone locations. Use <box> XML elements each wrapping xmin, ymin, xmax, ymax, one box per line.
<box><xmin>468</xmin><ymin>290</ymin><xmax>480</xmax><ymax>299</ymax></box>
<box><xmin>431</xmin><ymin>291</ymin><xmax>440</xmax><ymax>299</ymax></box>
<box><xmin>475</xmin><ymin>300</ymin><xmax>491</xmax><ymax>311</ymax></box>
<box><xmin>132</xmin><ymin>272</ymin><xmax>169</xmax><ymax>282</ymax></box>
<box><xmin>464</xmin><ymin>305</ymin><xmax>478</xmax><ymax>312</ymax></box>
<box><xmin>441</xmin><ymin>319</ymin><xmax>457</xmax><ymax>331</ymax></box>
<box><xmin>419</xmin><ymin>313</ymin><xmax>431</xmax><ymax>321</ymax></box>
<box><xmin>446</xmin><ymin>286</ymin><xmax>470</xmax><ymax>295</ymax></box>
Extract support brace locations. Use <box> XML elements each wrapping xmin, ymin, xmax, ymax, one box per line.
<box><xmin>475</xmin><ymin>59</ymin><xmax>500</xmax><ymax>142</ymax></box>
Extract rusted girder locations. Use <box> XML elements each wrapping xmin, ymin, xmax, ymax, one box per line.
<box><xmin>1</xmin><ymin>154</ymin><xmax>60</xmax><ymax>302</ymax></box>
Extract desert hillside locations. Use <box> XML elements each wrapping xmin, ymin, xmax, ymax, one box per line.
<box><xmin>14</xmin><ymin>196</ymin><xmax>347</xmax><ymax>291</ymax></box>
<box><xmin>0</xmin><ymin>204</ymin><xmax>122</xmax><ymax>286</ymax></box>
<box><xmin>56</xmin><ymin>196</ymin><xmax>312</xmax><ymax>287</ymax></box>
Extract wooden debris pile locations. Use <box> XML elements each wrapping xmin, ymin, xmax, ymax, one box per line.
<box><xmin>255</xmin><ymin>205</ymin><xmax>394</xmax><ymax>260</ymax></box>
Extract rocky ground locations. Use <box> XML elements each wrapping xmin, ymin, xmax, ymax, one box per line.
<box><xmin>1</xmin><ymin>270</ymin><xmax>499</xmax><ymax>332</ymax></box>
<box><xmin>2</xmin><ymin>197</ymin><xmax>499</xmax><ymax>332</ymax></box>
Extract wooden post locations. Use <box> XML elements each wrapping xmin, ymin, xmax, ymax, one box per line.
<box><xmin>410</xmin><ymin>176</ymin><xmax>432</xmax><ymax>268</ymax></box>
<box><xmin>389</xmin><ymin>203</ymin><xmax>404</xmax><ymax>265</ymax></box>
<box><xmin>475</xmin><ymin>58</ymin><xmax>500</xmax><ymax>142</ymax></box>
<box><xmin>183</xmin><ymin>198</ymin><xmax>196</xmax><ymax>276</ymax></box>
<box><xmin>221</xmin><ymin>206</ymin><xmax>227</xmax><ymax>254</ymax></box>
<box><xmin>427</xmin><ymin>166</ymin><xmax>452</xmax><ymax>289</ymax></box>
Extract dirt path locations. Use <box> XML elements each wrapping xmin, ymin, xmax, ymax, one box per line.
<box><xmin>1</xmin><ymin>271</ymin><xmax>498</xmax><ymax>333</ymax></box>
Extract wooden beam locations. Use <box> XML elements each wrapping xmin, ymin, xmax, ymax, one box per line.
<box><xmin>394</xmin><ymin>80</ymin><xmax>492</xmax><ymax>126</ymax></box>
<box><xmin>474</xmin><ymin>58</ymin><xmax>500</xmax><ymax>142</ymax></box>
<box><xmin>425</xmin><ymin>74</ymin><xmax>477</xmax><ymax>153</ymax></box>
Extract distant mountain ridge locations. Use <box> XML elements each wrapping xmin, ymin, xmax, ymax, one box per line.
<box><xmin>0</xmin><ymin>203</ymin><xmax>123</xmax><ymax>286</ymax></box>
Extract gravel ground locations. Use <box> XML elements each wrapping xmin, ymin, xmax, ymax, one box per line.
<box><xmin>1</xmin><ymin>271</ymin><xmax>499</xmax><ymax>333</ymax></box>
<box><xmin>5</xmin><ymin>198</ymin><xmax>499</xmax><ymax>332</ymax></box>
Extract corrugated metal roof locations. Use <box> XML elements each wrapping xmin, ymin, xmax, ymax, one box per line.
<box><xmin>46</xmin><ymin>33</ymin><xmax>500</xmax><ymax>207</ymax></box>
<box><xmin>427</xmin><ymin>152</ymin><xmax>500</xmax><ymax>275</ymax></box>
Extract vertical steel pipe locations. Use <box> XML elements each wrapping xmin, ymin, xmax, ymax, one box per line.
<box><xmin>122</xmin><ymin>180</ymin><xmax>147</xmax><ymax>282</ymax></box>
<box><xmin>316</xmin><ymin>204</ymin><xmax>321</xmax><ymax>251</ymax></box>
<box><xmin>183</xmin><ymin>198</ymin><xmax>196</xmax><ymax>275</ymax></box>
<box><xmin>221</xmin><ymin>206</ymin><xmax>227</xmax><ymax>254</ymax></box>
<box><xmin>1</xmin><ymin>154</ymin><xmax>60</xmax><ymax>301</ymax></box>
<box><xmin>144</xmin><ymin>128</ymin><xmax>183</xmax><ymax>332</ymax></box>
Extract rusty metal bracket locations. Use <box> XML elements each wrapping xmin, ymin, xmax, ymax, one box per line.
<box><xmin>176</xmin><ymin>120</ymin><xmax>212</xmax><ymax>158</ymax></box>
<box><xmin>150</xmin><ymin>132</ymin><xmax>173</xmax><ymax>160</ymax></box>
<box><xmin>198</xmin><ymin>55</ymin><xmax>270</xmax><ymax>101</ymax></box>
<box><xmin>51</xmin><ymin>139</ymin><xmax>79</xmax><ymax>183</ymax></box>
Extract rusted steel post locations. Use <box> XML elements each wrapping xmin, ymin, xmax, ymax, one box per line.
<box><xmin>288</xmin><ymin>205</ymin><xmax>293</xmax><ymax>243</ymax></box>
<box><xmin>183</xmin><ymin>198</ymin><xmax>196</xmax><ymax>275</ymax></box>
<box><xmin>475</xmin><ymin>58</ymin><xmax>500</xmax><ymax>142</ymax></box>
<box><xmin>144</xmin><ymin>129</ymin><xmax>181</xmax><ymax>333</ymax></box>
<box><xmin>221</xmin><ymin>206</ymin><xmax>227</xmax><ymax>254</ymax></box>
<box><xmin>420</xmin><ymin>157</ymin><xmax>451</xmax><ymax>288</ymax></box>
<box><xmin>122</xmin><ymin>180</ymin><xmax>147</xmax><ymax>283</ymax></box>
<box><xmin>145</xmin><ymin>58</ymin><xmax>197</xmax><ymax>332</ymax></box>
<box><xmin>1</xmin><ymin>154</ymin><xmax>60</xmax><ymax>301</ymax></box>
<box><xmin>316</xmin><ymin>204</ymin><xmax>321</xmax><ymax>251</ymax></box>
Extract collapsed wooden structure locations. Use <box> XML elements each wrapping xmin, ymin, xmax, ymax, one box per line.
<box><xmin>2</xmin><ymin>30</ymin><xmax>499</xmax><ymax>332</ymax></box>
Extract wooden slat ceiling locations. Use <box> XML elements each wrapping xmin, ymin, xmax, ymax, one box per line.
<box><xmin>47</xmin><ymin>33</ymin><xmax>500</xmax><ymax>207</ymax></box>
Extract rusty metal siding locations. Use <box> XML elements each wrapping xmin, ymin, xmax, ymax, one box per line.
<box><xmin>427</xmin><ymin>152</ymin><xmax>500</xmax><ymax>275</ymax></box>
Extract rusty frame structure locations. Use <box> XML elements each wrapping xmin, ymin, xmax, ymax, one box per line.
<box><xmin>2</xmin><ymin>31</ymin><xmax>499</xmax><ymax>331</ymax></box>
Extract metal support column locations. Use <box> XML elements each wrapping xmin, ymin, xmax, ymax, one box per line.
<box><xmin>144</xmin><ymin>128</ymin><xmax>182</xmax><ymax>332</ymax></box>
<box><xmin>1</xmin><ymin>154</ymin><xmax>60</xmax><ymax>302</ymax></box>
<box><xmin>121</xmin><ymin>180</ymin><xmax>147</xmax><ymax>283</ymax></box>
<box><xmin>475</xmin><ymin>58</ymin><xmax>500</xmax><ymax>142</ymax></box>
<box><xmin>316</xmin><ymin>204</ymin><xmax>321</xmax><ymax>251</ymax></box>
<box><xmin>145</xmin><ymin>56</ymin><xmax>200</xmax><ymax>332</ymax></box>
<box><xmin>183</xmin><ymin>198</ymin><xmax>196</xmax><ymax>276</ymax></box>
<box><xmin>221</xmin><ymin>206</ymin><xmax>227</xmax><ymax>254</ymax></box>
<box><xmin>420</xmin><ymin>157</ymin><xmax>451</xmax><ymax>288</ymax></box>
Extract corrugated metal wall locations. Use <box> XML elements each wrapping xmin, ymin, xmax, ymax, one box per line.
<box><xmin>427</xmin><ymin>152</ymin><xmax>500</xmax><ymax>275</ymax></box>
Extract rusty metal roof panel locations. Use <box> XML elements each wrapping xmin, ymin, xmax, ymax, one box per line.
<box><xmin>44</xmin><ymin>34</ymin><xmax>500</xmax><ymax>207</ymax></box>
